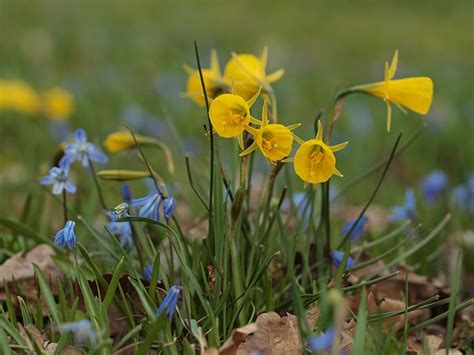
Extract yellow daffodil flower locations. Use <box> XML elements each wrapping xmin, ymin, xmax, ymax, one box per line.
<box><xmin>293</xmin><ymin>121</ymin><xmax>348</xmax><ymax>184</ymax></box>
<box><xmin>224</xmin><ymin>47</ymin><xmax>284</xmax><ymax>101</ymax></box>
<box><xmin>183</xmin><ymin>49</ymin><xmax>228</xmax><ymax>106</ymax></box>
<box><xmin>104</xmin><ymin>131</ymin><xmax>159</xmax><ymax>153</ymax></box>
<box><xmin>208</xmin><ymin>90</ymin><xmax>261</xmax><ymax>142</ymax></box>
<box><xmin>241</xmin><ymin>101</ymin><xmax>299</xmax><ymax>162</ymax></box>
<box><xmin>42</xmin><ymin>87</ymin><xmax>74</xmax><ymax>120</ymax></box>
<box><xmin>353</xmin><ymin>50</ymin><xmax>433</xmax><ymax>131</ymax></box>
<box><xmin>0</xmin><ymin>80</ymin><xmax>41</xmax><ymax>115</ymax></box>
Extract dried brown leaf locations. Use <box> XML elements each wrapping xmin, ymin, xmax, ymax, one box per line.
<box><xmin>237</xmin><ymin>312</ymin><xmax>301</xmax><ymax>355</ymax></box>
<box><xmin>219</xmin><ymin>323</ymin><xmax>257</xmax><ymax>355</ymax></box>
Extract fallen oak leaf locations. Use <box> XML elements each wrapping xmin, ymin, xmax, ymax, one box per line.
<box><xmin>219</xmin><ymin>323</ymin><xmax>257</xmax><ymax>355</ymax></box>
<box><xmin>237</xmin><ymin>312</ymin><xmax>301</xmax><ymax>354</ymax></box>
<box><xmin>0</xmin><ymin>244</ymin><xmax>62</xmax><ymax>306</ymax></box>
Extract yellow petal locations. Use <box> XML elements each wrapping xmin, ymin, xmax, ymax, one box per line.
<box><xmin>265</xmin><ymin>69</ymin><xmax>285</xmax><ymax>84</ymax></box>
<box><xmin>385</xmin><ymin>100</ymin><xmax>392</xmax><ymax>132</ymax></box>
<box><xmin>389</xmin><ymin>49</ymin><xmax>398</xmax><ymax>80</ymax></box>
<box><xmin>260</xmin><ymin>46</ymin><xmax>268</xmax><ymax>75</ymax></box>
<box><xmin>239</xmin><ymin>140</ymin><xmax>258</xmax><ymax>157</ymax></box>
<box><xmin>315</xmin><ymin>120</ymin><xmax>323</xmax><ymax>141</ymax></box>
<box><xmin>246</xmin><ymin>86</ymin><xmax>262</xmax><ymax>107</ymax></box>
<box><xmin>237</xmin><ymin>133</ymin><xmax>244</xmax><ymax>150</ymax></box>
<box><xmin>210</xmin><ymin>49</ymin><xmax>221</xmax><ymax>77</ymax></box>
<box><xmin>330</xmin><ymin>141</ymin><xmax>349</xmax><ymax>152</ymax></box>
<box><xmin>261</xmin><ymin>100</ymin><xmax>269</xmax><ymax>127</ymax></box>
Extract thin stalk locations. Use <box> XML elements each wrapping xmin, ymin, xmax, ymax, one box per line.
<box><xmin>337</xmin><ymin>133</ymin><xmax>402</xmax><ymax>249</ymax></box>
<box><xmin>62</xmin><ymin>190</ymin><xmax>68</xmax><ymax>223</ymax></box>
<box><xmin>194</xmin><ymin>41</ymin><xmax>215</xmax><ymax>245</ymax></box>
<box><xmin>88</xmin><ymin>159</ymin><xmax>108</xmax><ymax>210</ymax></box>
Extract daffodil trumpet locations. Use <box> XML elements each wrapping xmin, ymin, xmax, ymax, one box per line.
<box><xmin>240</xmin><ymin>100</ymin><xmax>299</xmax><ymax>162</ymax></box>
<box><xmin>293</xmin><ymin>121</ymin><xmax>348</xmax><ymax>185</ymax></box>
<box><xmin>350</xmin><ymin>50</ymin><xmax>433</xmax><ymax>131</ymax></box>
<box><xmin>224</xmin><ymin>47</ymin><xmax>284</xmax><ymax>120</ymax></box>
<box><xmin>208</xmin><ymin>88</ymin><xmax>262</xmax><ymax>149</ymax></box>
<box><xmin>182</xmin><ymin>49</ymin><xmax>230</xmax><ymax>106</ymax></box>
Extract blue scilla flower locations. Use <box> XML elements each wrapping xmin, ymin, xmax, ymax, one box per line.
<box><xmin>162</xmin><ymin>196</ymin><xmax>176</xmax><ymax>220</ymax></box>
<box><xmin>64</xmin><ymin>128</ymin><xmax>108</xmax><ymax>167</ymax></box>
<box><xmin>131</xmin><ymin>193</ymin><xmax>162</xmax><ymax>221</ymax></box>
<box><xmin>60</xmin><ymin>319</ymin><xmax>97</xmax><ymax>346</ymax></box>
<box><xmin>144</xmin><ymin>264</ymin><xmax>162</xmax><ymax>283</ymax></box>
<box><xmin>307</xmin><ymin>328</ymin><xmax>335</xmax><ymax>352</ymax></box>
<box><xmin>420</xmin><ymin>170</ymin><xmax>448</xmax><ymax>203</ymax></box>
<box><xmin>341</xmin><ymin>215</ymin><xmax>368</xmax><ymax>241</ymax></box>
<box><xmin>331</xmin><ymin>251</ymin><xmax>355</xmax><ymax>270</ymax></box>
<box><xmin>53</xmin><ymin>220</ymin><xmax>77</xmax><ymax>250</ymax></box>
<box><xmin>121</xmin><ymin>183</ymin><xmax>132</xmax><ymax>202</ymax></box>
<box><xmin>40</xmin><ymin>157</ymin><xmax>76</xmax><ymax>195</ymax></box>
<box><xmin>107</xmin><ymin>220</ymin><xmax>133</xmax><ymax>249</ymax></box>
<box><xmin>156</xmin><ymin>285</ymin><xmax>182</xmax><ymax>320</ymax></box>
<box><xmin>388</xmin><ymin>188</ymin><xmax>416</xmax><ymax>222</ymax></box>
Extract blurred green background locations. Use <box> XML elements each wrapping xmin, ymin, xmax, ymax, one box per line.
<box><xmin>0</xmin><ymin>0</ymin><xmax>473</xmax><ymax>216</ymax></box>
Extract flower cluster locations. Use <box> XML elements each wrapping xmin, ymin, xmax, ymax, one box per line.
<box><xmin>0</xmin><ymin>79</ymin><xmax>74</xmax><ymax>120</ymax></box>
<box><xmin>185</xmin><ymin>49</ymin><xmax>433</xmax><ymax>184</ymax></box>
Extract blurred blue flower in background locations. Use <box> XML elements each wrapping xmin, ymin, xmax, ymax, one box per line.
<box><xmin>420</xmin><ymin>170</ymin><xmax>448</xmax><ymax>203</ymax></box>
<box><xmin>144</xmin><ymin>264</ymin><xmax>161</xmax><ymax>283</ymax></box>
<box><xmin>388</xmin><ymin>188</ymin><xmax>416</xmax><ymax>222</ymax></box>
<box><xmin>452</xmin><ymin>172</ymin><xmax>474</xmax><ymax>214</ymax></box>
<box><xmin>307</xmin><ymin>328</ymin><xmax>335</xmax><ymax>352</ymax></box>
<box><xmin>60</xmin><ymin>319</ymin><xmax>97</xmax><ymax>346</ymax></box>
<box><xmin>49</xmin><ymin>120</ymin><xmax>72</xmax><ymax>142</ymax></box>
<box><xmin>64</xmin><ymin>128</ymin><xmax>108</xmax><ymax>167</ymax></box>
<box><xmin>331</xmin><ymin>250</ymin><xmax>355</xmax><ymax>270</ymax></box>
<box><xmin>341</xmin><ymin>215</ymin><xmax>368</xmax><ymax>241</ymax></box>
<box><xmin>53</xmin><ymin>220</ymin><xmax>76</xmax><ymax>250</ymax></box>
<box><xmin>107</xmin><ymin>220</ymin><xmax>133</xmax><ymax>249</ymax></box>
<box><xmin>40</xmin><ymin>157</ymin><xmax>76</xmax><ymax>195</ymax></box>
<box><xmin>156</xmin><ymin>285</ymin><xmax>183</xmax><ymax>320</ymax></box>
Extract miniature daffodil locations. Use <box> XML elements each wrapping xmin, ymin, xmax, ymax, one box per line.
<box><xmin>293</xmin><ymin>121</ymin><xmax>348</xmax><ymax>184</ymax></box>
<box><xmin>0</xmin><ymin>80</ymin><xmax>41</xmax><ymax>115</ymax></box>
<box><xmin>241</xmin><ymin>101</ymin><xmax>298</xmax><ymax>162</ymax></box>
<box><xmin>224</xmin><ymin>47</ymin><xmax>284</xmax><ymax>101</ymax></box>
<box><xmin>42</xmin><ymin>87</ymin><xmax>74</xmax><ymax>120</ymax></box>
<box><xmin>208</xmin><ymin>90</ymin><xmax>260</xmax><ymax>141</ymax></box>
<box><xmin>354</xmin><ymin>50</ymin><xmax>433</xmax><ymax>131</ymax></box>
<box><xmin>104</xmin><ymin>131</ymin><xmax>159</xmax><ymax>153</ymax></box>
<box><xmin>183</xmin><ymin>49</ymin><xmax>228</xmax><ymax>106</ymax></box>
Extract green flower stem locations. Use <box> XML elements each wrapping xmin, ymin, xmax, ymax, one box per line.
<box><xmin>62</xmin><ymin>189</ymin><xmax>68</xmax><ymax>224</ymax></box>
<box><xmin>87</xmin><ymin>158</ymin><xmax>108</xmax><ymax>211</ymax></box>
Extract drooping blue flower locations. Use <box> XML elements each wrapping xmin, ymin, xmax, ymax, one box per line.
<box><xmin>388</xmin><ymin>188</ymin><xmax>416</xmax><ymax>222</ymax></box>
<box><xmin>53</xmin><ymin>220</ymin><xmax>76</xmax><ymax>250</ymax></box>
<box><xmin>39</xmin><ymin>157</ymin><xmax>76</xmax><ymax>195</ymax></box>
<box><xmin>307</xmin><ymin>328</ymin><xmax>335</xmax><ymax>352</ymax></box>
<box><xmin>107</xmin><ymin>220</ymin><xmax>133</xmax><ymax>249</ymax></box>
<box><xmin>144</xmin><ymin>264</ymin><xmax>162</xmax><ymax>283</ymax></box>
<box><xmin>162</xmin><ymin>196</ymin><xmax>176</xmax><ymax>220</ymax></box>
<box><xmin>64</xmin><ymin>128</ymin><xmax>108</xmax><ymax>167</ymax></box>
<box><xmin>156</xmin><ymin>285</ymin><xmax>182</xmax><ymax>320</ymax></box>
<box><xmin>331</xmin><ymin>251</ymin><xmax>355</xmax><ymax>270</ymax></box>
<box><xmin>60</xmin><ymin>319</ymin><xmax>97</xmax><ymax>346</ymax></box>
<box><xmin>131</xmin><ymin>193</ymin><xmax>162</xmax><ymax>221</ymax></box>
<box><xmin>420</xmin><ymin>170</ymin><xmax>448</xmax><ymax>203</ymax></box>
<box><xmin>341</xmin><ymin>215</ymin><xmax>368</xmax><ymax>241</ymax></box>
